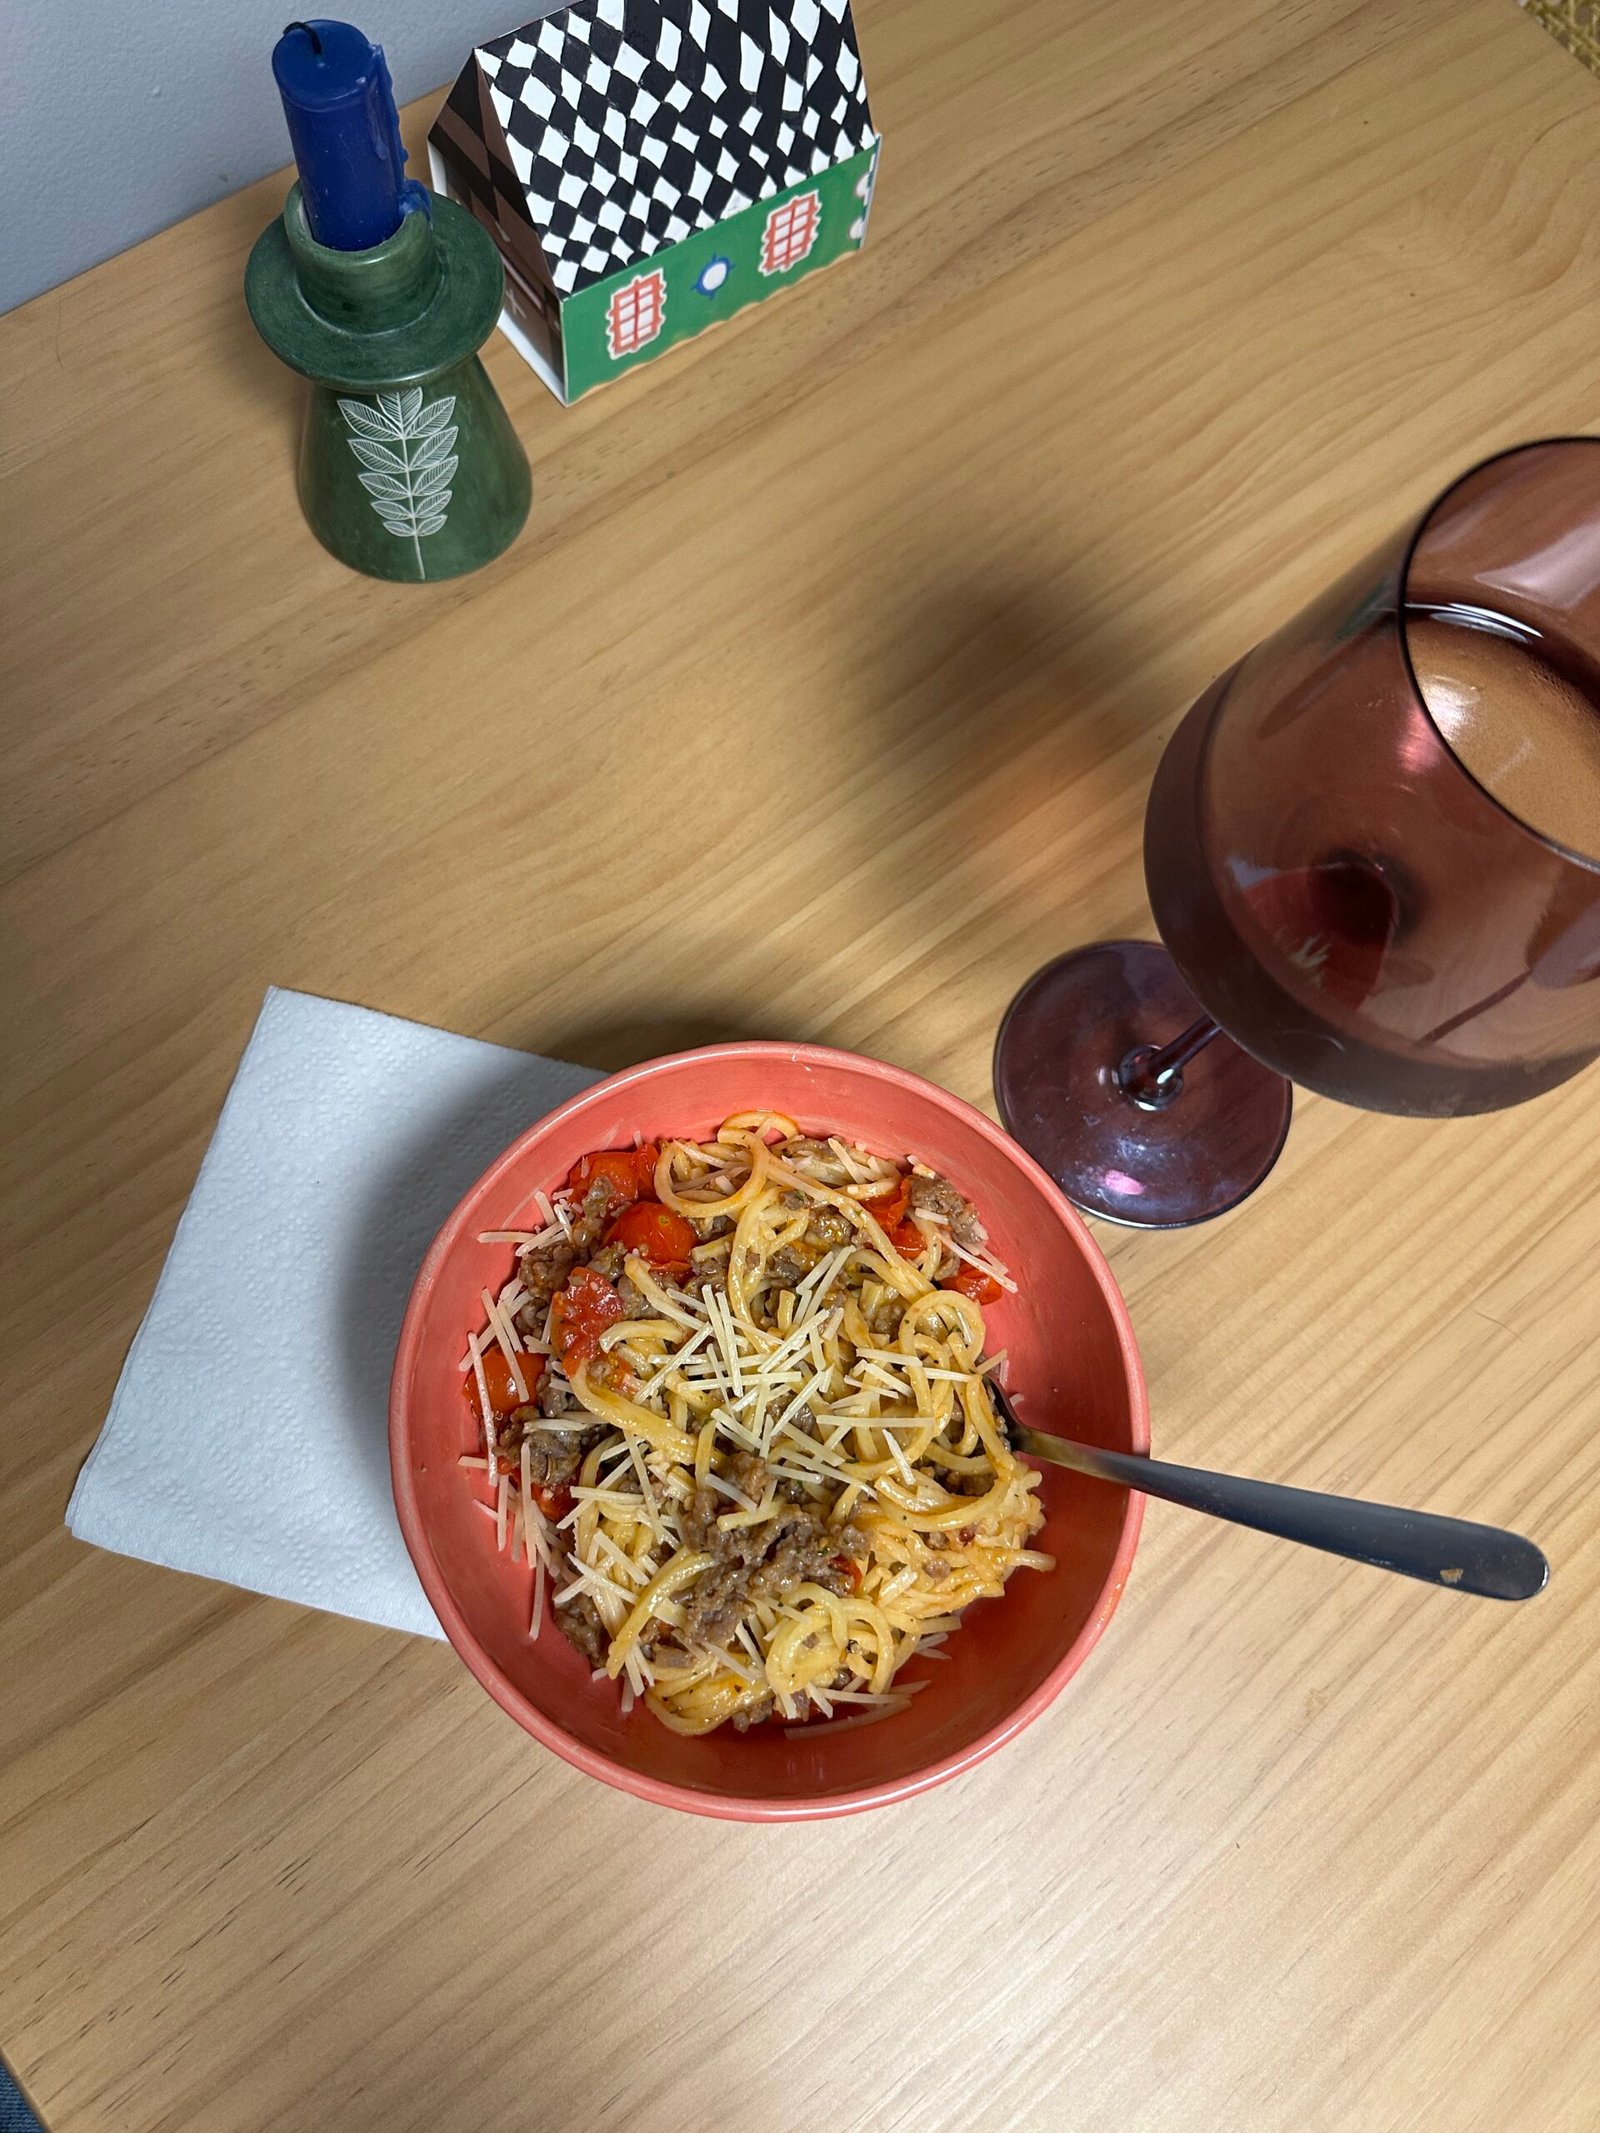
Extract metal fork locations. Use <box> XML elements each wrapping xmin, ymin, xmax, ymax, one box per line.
<box><xmin>989</xmin><ymin>1384</ymin><xmax>1548</xmax><ymax>1601</ymax></box>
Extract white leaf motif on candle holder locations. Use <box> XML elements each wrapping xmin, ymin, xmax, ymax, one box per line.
<box><xmin>338</xmin><ymin>390</ymin><xmax>458</xmax><ymax>580</ymax></box>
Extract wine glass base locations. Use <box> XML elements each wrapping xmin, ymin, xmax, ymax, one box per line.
<box><xmin>994</xmin><ymin>941</ymin><xmax>1293</xmax><ymax>1227</ymax></box>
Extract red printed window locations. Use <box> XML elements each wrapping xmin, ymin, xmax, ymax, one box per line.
<box><xmin>606</xmin><ymin>269</ymin><xmax>666</xmax><ymax>359</ymax></box>
<box><xmin>759</xmin><ymin>191</ymin><xmax>821</xmax><ymax>277</ymax></box>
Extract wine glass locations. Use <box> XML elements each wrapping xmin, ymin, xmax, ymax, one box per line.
<box><xmin>994</xmin><ymin>437</ymin><xmax>1600</xmax><ymax>1227</ymax></box>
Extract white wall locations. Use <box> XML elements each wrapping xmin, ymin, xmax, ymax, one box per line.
<box><xmin>4</xmin><ymin>4</ymin><xmax>516</xmax><ymax>313</ymax></box>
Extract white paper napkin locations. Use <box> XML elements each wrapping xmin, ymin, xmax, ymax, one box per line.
<box><xmin>66</xmin><ymin>988</ymin><xmax>602</xmax><ymax>1638</ymax></box>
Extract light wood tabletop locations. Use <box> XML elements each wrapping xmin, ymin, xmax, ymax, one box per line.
<box><xmin>5</xmin><ymin>2</ymin><xmax>1599</xmax><ymax>2127</ymax></box>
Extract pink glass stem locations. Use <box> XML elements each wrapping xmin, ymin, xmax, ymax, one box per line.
<box><xmin>1116</xmin><ymin>1014</ymin><xmax>1223</xmax><ymax>1111</ymax></box>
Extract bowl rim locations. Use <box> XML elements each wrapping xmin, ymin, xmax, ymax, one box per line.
<box><xmin>389</xmin><ymin>1038</ymin><xmax>1148</xmax><ymax>1821</ymax></box>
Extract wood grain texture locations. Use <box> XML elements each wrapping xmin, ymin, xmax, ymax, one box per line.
<box><xmin>4</xmin><ymin>2</ymin><xmax>1599</xmax><ymax>2127</ymax></box>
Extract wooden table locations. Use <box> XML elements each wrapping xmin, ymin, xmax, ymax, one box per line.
<box><xmin>5</xmin><ymin>3</ymin><xmax>1598</xmax><ymax>2126</ymax></box>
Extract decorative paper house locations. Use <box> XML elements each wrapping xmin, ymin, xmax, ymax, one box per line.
<box><xmin>428</xmin><ymin>0</ymin><xmax>879</xmax><ymax>403</ymax></box>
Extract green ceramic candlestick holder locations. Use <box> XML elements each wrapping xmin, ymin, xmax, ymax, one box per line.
<box><xmin>246</xmin><ymin>186</ymin><xmax>530</xmax><ymax>583</ymax></box>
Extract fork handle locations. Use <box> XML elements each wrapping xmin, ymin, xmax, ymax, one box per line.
<box><xmin>1013</xmin><ymin>1429</ymin><xmax>1548</xmax><ymax>1601</ymax></box>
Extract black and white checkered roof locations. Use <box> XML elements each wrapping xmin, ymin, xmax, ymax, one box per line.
<box><xmin>474</xmin><ymin>0</ymin><xmax>875</xmax><ymax>296</ymax></box>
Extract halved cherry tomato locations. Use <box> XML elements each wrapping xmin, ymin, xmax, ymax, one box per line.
<box><xmin>943</xmin><ymin>1264</ymin><xmax>1003</xmax><ymax>1306</ymax></box>
<box><xmin>532</xmin><ymin>1481</ymin><xmax>572</xmax><ymax>1522</ymax></box>
<box><xmin>566</xmin><ymin>1149</ymin><xmax>641</xmax><ymax>1215</ymax></box>
<box><xmin>863</xmin><ymin>1178</ymin><xmax>911</xmax><ymax>1229</ymax></box>
<box><xmin>863</xmin><ymin>1179</ymin><xmax>926</xmax><ymax>1257</ymax></box>
<box><xmin>463</xmin><ymin>1344</ymin><xmax>544</xmax><ymax>1424</ymax></box>
<box><xmin>566</xmin><ymin>1144</ymin><xmax>660</xmax><ymax>1216</ymax></box>
<box><xmin>606</xmin><ymin>1199</ymin><xmax>696</xmax><ymax>1276</ymax></box>
<box><xmin>550</xmin><ymin>1265</ymin><xmax>626</xmax><ymax>1371</ymax></box>
<box><xmin>830</xmin><ymin>1553</ymin><xmax>864</xmax><ymax>1594</ymax></box>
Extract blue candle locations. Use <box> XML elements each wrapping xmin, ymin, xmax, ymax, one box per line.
<box><xmin>272</xmin><ymin>19</ymin><xmax>424</xmax><ymax>251</ymax></box>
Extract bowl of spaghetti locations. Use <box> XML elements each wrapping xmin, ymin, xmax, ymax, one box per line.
<box><xmin>390</xmin><ymin>1042</ymin><xmax>1146</xmax><ymax>1820</ymax></box>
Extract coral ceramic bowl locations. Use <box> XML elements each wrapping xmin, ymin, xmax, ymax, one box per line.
<box><xmin>390</xmin><ymin>1042</ymin><xmax>1147</xmax><ymax>1820</ymax></box>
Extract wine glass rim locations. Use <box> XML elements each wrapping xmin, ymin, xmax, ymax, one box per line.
<box><xmin>1398</xmin><ymin>433</ymin><xmax>1600</xmax><ymax>877</ymax></box>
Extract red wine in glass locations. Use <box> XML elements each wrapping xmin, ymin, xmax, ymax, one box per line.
<box><xmin>996</xmin><ymin>438</ymin><xmax>1600</xmax><ymax>1226</ymax></box>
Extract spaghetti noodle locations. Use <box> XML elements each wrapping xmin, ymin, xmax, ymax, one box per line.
<box><xmin>461</xmin><ymin>1114</ymin><xmax>1051</xmax><ymax>1736</ymax></box>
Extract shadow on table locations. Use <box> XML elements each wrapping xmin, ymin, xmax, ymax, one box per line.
<box><xmin>530</xmin><ymin>1007</ymin><xmax>803</xmax><ymax>1075</ymax></box>
<box><xmin>864</xmin><ymin>565</ymin><xmax>1169</xmax><ymax>825</ymax></box>
<box><xmin>816</xmin><ymin>546</ymin><xmax>1176</xmax><ymax>1062</ymax></box>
